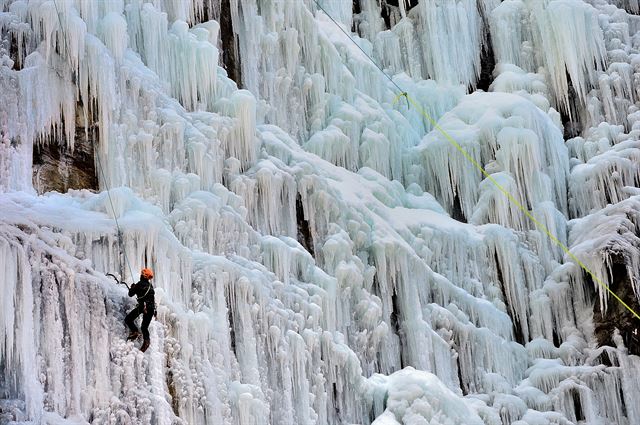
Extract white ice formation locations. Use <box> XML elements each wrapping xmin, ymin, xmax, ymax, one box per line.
<box><xmin>1</xmin><ymin>0</ymin><xmax>640</xmax><ymax>424</ymax></box>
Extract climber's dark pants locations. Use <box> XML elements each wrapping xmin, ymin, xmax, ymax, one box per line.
<box><xmin>125</xmin><ymin>303</ymin><xmax>155</xmax><ymax>340</ymax></box>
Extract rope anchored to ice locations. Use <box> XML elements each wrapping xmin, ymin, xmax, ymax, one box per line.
<box><xmin>51</xmin><ymin>0</ymin><xmax>159</xmax><ymax>353</ymax></box>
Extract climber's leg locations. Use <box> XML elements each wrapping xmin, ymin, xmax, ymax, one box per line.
<box><xmin>125</xmin><ymin>306</ymin><xmax>142</xmax><ymax>340</ymax></box>
<box><xmin>139</xmin><ymin>304</ymin><xmax>154</xmax><ymax>352</ymax></box>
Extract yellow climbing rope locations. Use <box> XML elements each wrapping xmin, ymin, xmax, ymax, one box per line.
<box><xmin>312</xmin><ymin>0</ymin><xmax>640</xmax><ymax>320</ymax></box>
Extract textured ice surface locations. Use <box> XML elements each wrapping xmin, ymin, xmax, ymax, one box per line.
<box><xmin>2</xmin><ymin>0</ymin><xmax>640</xmax><ymax>424</ymax></box>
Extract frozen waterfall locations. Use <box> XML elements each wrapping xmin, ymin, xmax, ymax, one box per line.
<box><xmin>2</xmin><ymin>0</ymin><xmax>640</xmax><ymax>424</ymax></box>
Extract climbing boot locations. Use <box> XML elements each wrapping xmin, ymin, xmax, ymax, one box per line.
<box><xmin>127</xmin><ymin>331</ymin><xmax>141</xmax><ymax>341</ymax></box>
<box><xmin>140</xmin><ymin>339</ymin><xmax>150</xmax><ymax>353</ymax></box>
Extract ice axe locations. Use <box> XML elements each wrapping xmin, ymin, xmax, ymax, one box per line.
<box><xmin>107</xmin><ymin>273</ymin><xmax>130</xmax><ymax>289</ymax></box>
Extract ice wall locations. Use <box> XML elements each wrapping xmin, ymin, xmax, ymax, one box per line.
<box><xmin>2</xmin><ymin>0</ymin><xmax>640</xmax><ymax>424</ymax></box>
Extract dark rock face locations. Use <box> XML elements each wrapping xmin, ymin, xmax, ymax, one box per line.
<box><xmin>380</xmin><ymin>0</ymin><xmax>420</xmax><ymax>30</ymax></box>
<box><xmin>186</xmin><ymin>0</ymin><xmax>241</xmax><ymax>87</ymax></box>
<box><xmin>296</xmin><ymin>193</ymin><xmax>314</xmax><ymax>256</ymax></box>
<box><xmin>32</xmin><ymin>141</ymin><xmax>97</xmax><ymax>194</ymax></box>
<box><xmin>560</xmin><ymin>73</ymin><xmax>584</xmax><ymax>139</ymax></box>
<box><xmin>32</xmin><ymin>105</ymin><xmax>98</xmax><ymax>194</ymax></box>
<box><xmin>593</xmin><ymin>254</ymin><xmax>640</xmax><ymax>356</ymax></box>
<box><xmin>476</xmin><ymin>17</ymin><xmax>495</xmax><ymax>93</ymax></box>
<box><xmin>220</xmin><ymin>0</ymin><xmax>242</xmax><ymax>87</ymax></box>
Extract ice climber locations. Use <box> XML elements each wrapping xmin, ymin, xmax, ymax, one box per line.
<box><xmin>125</xmin><ymin>268</ymin><xmax>156</xmax><ymax>352</ymax></box>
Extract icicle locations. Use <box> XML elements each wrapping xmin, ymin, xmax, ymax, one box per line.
<box><xmin>415</xmin><ymin>0</ymin><xmax>484</xmax><ymax>88</ymax></box>
<box><xmin>416</xmin><ymin>92</ymin><xmax>569</xmax><ymax>225</ymax></box>
<box><xmin>4</xmin><ymin>1</ymin><xmax>640</xmax><ymax>424</ymax></box>
<box><xmin>99</xmin><ymin>12</ymin><xmax>128</xmax><ymax>62</ymax></box>
<box><xmin>491</xmin><ymin>0</ymin><xmax>607</xmax><ymax>113</ymax></box>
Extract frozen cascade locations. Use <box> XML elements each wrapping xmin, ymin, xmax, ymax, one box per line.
<box><xmin>2</xmin><ymin>0</ymin><xmax>640</xmax><ymax>424</ymax></box>
<box><xmin>491</xmin><ymin>0</ymin><xmax>607</xmax><ymax>114</ymax></box>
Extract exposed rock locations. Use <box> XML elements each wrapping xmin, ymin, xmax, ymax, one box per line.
<box><xmin>593</xmin><ymin>253</ymin><xmax>640</xmax><ymax>355</ymax></box>
<box><xmin>32</xmin><ymin>105</ymin><xmax>98</xmax><ymax>194</ymax></box>
<box><xmin>220</xmin><ymin>0</ymin><xmax>242</xmax><ymax>87</ymax></box>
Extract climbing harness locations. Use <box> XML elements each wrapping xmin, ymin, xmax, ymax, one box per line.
<box><xmin>137</xmin><ymin>283</ymin><xmax>153</xmax><ymax>307</ymax></box>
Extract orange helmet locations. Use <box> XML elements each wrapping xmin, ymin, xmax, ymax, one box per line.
<box><xmin>141</xmin><ymin>268</ymin><xmax>154</xmax><ymax>279</ymax></box>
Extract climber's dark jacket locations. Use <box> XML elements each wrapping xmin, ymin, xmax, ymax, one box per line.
<box><xmin>125</xmin><ymin>277</ymin><xmax>155</xmax><ymax>340</ymax></box>
<box><xmin>128</xmin><ymin>277</ymin><xmax>155</xmax><ymax>307</ymax></box>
